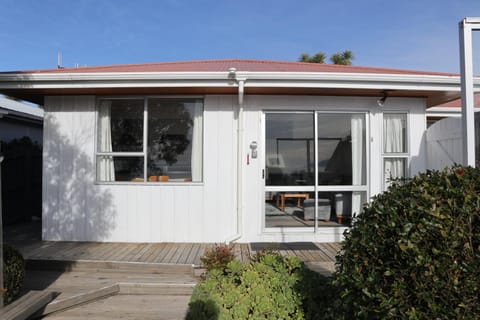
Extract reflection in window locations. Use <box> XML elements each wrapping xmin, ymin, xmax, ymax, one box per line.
<box><xmin>147</xmin><ymin>99</ymin><xmax>202</xmax><ymax>181</ymax></box>
<box><xmin>97</xmin><ymin>156</ymin><xmax>144</xmax><ymax>182</ymax></box>
<box><xmin>97</xmin><ymin>98</ymin><xmax>203</xmax><ymax>183</ymax></box>
<box><xmin>265</xmin><ymin>113</ymin><xmax>314</xmax><ymax>186</ymax></box>
<box><xmin>317</xmin><ymin>114</ymin><xmax>366</xmax><ymax>185</ymax></box>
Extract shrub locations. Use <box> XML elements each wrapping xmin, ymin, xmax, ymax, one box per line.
<box><xmin>334</xmin><ymin>166</ymin><xmax>480</xmax><ymax>319</ymax></box>
<box><xmin>3</xmin><ymin>244</ymin><xmax>26</xmax><ymax>304</ymax></box>
<box><xmin>188</xmin><ymin>252</ymin><xmax>333</xmax><ymax>319</ymax></box>
<box><xmin>200</xmin><ymin>244</ymin><xmax>235</xmax><ymax>272</ymax></box>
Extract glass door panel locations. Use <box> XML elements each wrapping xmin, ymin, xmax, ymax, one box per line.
<box><xmin>317</xmin><ymin>114</ymin><xmax>366</xmax><ymax>185</ymax></box>
<box><xmin>265</xmin><ymin>191</ymin><xmax>313</xmax><ymax>228</ymax></box>
<box><xmin>264</xmin><ymin>112</ymin><xmax>368</xmax><ymax>230</ymax></box>
<box><xmin>265</xmin><ymin>113</ymin><xmax>315</xmax><ymax>186</ymax></box>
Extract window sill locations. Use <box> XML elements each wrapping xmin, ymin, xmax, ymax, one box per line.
<box><xmin>94</xmin><ymin>181</ymin><xmax>204</xmax><ymax>186</ymax></box>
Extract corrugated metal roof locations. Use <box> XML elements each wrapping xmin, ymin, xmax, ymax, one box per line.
<box><xmin>0</xmin><ymin>59</ymin><xmax>458</xmax><ymax>76</ymax></box>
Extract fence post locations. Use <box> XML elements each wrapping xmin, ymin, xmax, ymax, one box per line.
<box><xmin>0</xmin><ymin>149</ymin><xmax>4</xmax><ymax>309</ymax></box>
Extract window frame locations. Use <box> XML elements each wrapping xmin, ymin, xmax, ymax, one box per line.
<box><xmin>382</xmin><ymin>112</ymin><xmax>409</xmax><ymax>190</ymax></box>
<box><xmin>94</xmin><ymin>96</ymin><xmax>204</xmax><ymax>185</ymax></box>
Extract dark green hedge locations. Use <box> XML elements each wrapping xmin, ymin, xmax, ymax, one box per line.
<box><xmin>335</xmin><ymin>166</ymin><xmax>480</xmax><ymax>319</ymax></box>
<box><xmin>3</xmin><ymin>244</ymin><xmax>25</xmax><ymax>304</ymax></box>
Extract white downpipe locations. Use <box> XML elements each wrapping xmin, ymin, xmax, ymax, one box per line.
<box><xmin>225</xmin><ymin>79</ymin><xmax>245</xmax><ymax>244</ymax></box>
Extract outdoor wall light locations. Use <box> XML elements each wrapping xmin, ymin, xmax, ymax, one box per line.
<box><xmin>377</xmin><ymin>91</ymin><xmax>389</xmax><ymax>107</ymax></box>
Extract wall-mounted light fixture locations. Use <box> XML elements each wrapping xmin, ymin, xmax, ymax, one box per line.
<box><xmin>377</xmin><ymin>91</ymin><xmax>388</xmax><ymax>107</ymax></box>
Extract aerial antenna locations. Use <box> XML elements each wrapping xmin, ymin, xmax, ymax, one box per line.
<box><xmin>57</xmin><ymin>52</ymin><xmax>64</xmax><ymax>69</ymax></box>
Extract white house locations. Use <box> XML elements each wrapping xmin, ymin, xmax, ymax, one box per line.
<box><xmin>0</xmin><ymin>59</ymin><xmax>475</xmax><ymax>243</ymax></box>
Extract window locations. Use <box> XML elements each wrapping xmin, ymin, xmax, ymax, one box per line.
<box><xmin>96</xmin><ymin>98</ymin><xmax>203</xmax><ymax>183</ymax></box>
<box><xmin>383</xmin><ymin>113</ymin><xmax>408</xmax><ymax>189</ymax></box>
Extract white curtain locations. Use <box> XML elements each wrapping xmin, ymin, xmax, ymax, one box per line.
<box><xmin>351</xmin><ymin>114</ymin><xmax>364</xmax><ymax>215</ymax></box>
<box><xmin>97</xmin><ymin>100</ymin><xmax>115</xmax><ymax>182</ymax></box>
<box><xmin>383</xmin><ymin>114</ymin><xmax>405</xmax><ymax>188</ymax></box>
<box><xmin>190</xmin><ymin>102</ymin><xmax>203</xmax><ymax>182</ymax></box>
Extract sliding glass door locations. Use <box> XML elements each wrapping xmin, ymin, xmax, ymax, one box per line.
<box><xmin>264</xmin><ymin>111</ymin><xmax>368</xmax><ymax>230</ymax></box>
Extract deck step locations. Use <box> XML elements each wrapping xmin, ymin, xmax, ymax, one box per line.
<box><xmin>118</xmin><ymin>282</ymin><xmax>195</xmax><ymax>295</ymax></box>
<box><xmin>0</xmin><ymin>290</ymin><xmax>54</xmax><ymax>320</ymax></box>
<box><xmin>39</xmin><ymin>285</ymin><xmax>119</xmax><ymax>317</ymax></box>
<box><xmin>37</xmin><ymin>283</ymin><xmax>195</xmax><ymax>317</ymax></box>
<box><xmin>26</xmin><ymin>259</ymin><xmax>195</xmax><ymax>276</ymax></box>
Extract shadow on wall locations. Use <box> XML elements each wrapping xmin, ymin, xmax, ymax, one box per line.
<box><xmin>43</xmin><ymin>112</ymin><xmax>116</xmax><ymax>241</ymax></box>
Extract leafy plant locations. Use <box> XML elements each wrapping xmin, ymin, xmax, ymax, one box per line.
<box><xmin>189</xmin><ymin>251</ymin><xmax>334</xmax><ymax>319</ymax></box>
<box><xmin>200</xmin><ymin>244</ymin><xmax>235</xmax><ymax>272</ymax></box>
<box><xmin>3</xmin><ymin>244</ymin><xmax>25</xmax><ymax>304</ymax></box>
<box><xmin>334</xmin><ymin>166</ymin><xmax>480</xmax><ymax>319</ymax></box>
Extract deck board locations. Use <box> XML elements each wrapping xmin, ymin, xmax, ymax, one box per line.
<box><xmin>6</xmin><ymin>223</ymin><xmax>341</xmax><ymax>266</ymax></box>
<box><xmin>17</xmin><ymin>240</ymin><xmax>341</xmax><ymax>265</ymax></box>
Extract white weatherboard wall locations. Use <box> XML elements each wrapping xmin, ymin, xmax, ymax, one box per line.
<box><xmin>238</xmin><ymin>95</ymin><xmax>427</xmax><ymax>243</ymax></box>
<box><xmin>43</xmin><ymin>95</ymin><xmax>427</xmax><ymax>243</ymax></box>
<box><xmin>43</xmin><ymin>95</ymin><xmax>238</xmax><ymax>242</ymax></box>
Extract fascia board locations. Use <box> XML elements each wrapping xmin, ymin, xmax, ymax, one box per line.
<box><xmin>0</xmin><ymin>71</ymin><xmax>479</xmax><ymax>92</ymax></box>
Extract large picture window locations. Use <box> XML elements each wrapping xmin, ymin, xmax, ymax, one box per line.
<box><xmin>96</xmin><ymin>98</ymin><xmax>203</xmax><ymax>183</ymax></box>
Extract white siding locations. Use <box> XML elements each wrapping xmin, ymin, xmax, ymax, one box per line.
<box><xmin>43</xmin><ymin>95</ymin><xmax>427</xmax><ymax>243</ymax></box>
<box><xmin>43</xmin><ymin>95</ymin><xmax>237</xmax><ymax>242</ymax></box>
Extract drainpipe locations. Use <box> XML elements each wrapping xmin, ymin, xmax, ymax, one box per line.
<box><xmin>225</xmin><ymin>70</ymin><xmax>245</xmax><ymax>244</ymax></box>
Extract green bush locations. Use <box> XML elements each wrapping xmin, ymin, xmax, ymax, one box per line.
<box><xmin>3</xmin><ymin>244</ymin><xmax>26</xmax><ymax>304</ymax></box>
<box><xmin>334</xmin><ymin>166</ymin><xmax>480</xmax><ymax>319</ymax></box>
<box><xmin>188</xmin><ymin>252</ymin><xmax>332</xmax><ymax>319</ymax></box>
<box><xmin>200</xmin><ymin>244</ymin><xmax>235</xmax><ymax>272</ymax></box>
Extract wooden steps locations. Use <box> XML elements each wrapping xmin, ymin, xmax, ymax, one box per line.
<box><xmin>0</xmin><ymin>290</ymin><xmax>55</xmax><ymax>320</ymax></box>
<box><xmin>26</xmin><ymin>259</ymin><xmax>196</xmax><ymax>276</ymax></box>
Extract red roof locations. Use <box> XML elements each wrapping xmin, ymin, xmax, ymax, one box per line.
<box><xmin>434</xmin><ymin>93</ymin><xmax>480</xmax><ymax>108</ymax></box>
<box><xmin>1</xmin><ymin>59</ymin><xmax>458</xmax><ymax>76</ymax></box>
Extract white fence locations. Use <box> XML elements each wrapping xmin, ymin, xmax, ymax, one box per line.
<box><xmin>426</xmin><ymin>114</ymin><xmax>480</xmax><ymax>170</ymax></box>
<box><xmin>426</xmin><ymin>117</ymin><xmax>463</xmax><ymax>170</ymax></box>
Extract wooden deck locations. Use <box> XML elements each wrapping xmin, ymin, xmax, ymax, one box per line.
<box><xmin>3</xmin><ymin>222</ymin><xmax>342</xmax><ymax>319</ymax></box>
<box><xmin>5</xmin><ymin>221</ymin><xmax>341</xmax><ymax>267</ymax></box>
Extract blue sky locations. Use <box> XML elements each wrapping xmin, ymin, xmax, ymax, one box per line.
<box><xmin>1</xmin><ymin>0</ymin><xmax>479</xmax><ymax>73</ymax></box>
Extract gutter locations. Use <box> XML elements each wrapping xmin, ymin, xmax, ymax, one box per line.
<box><xmin>1</xmin><ymin>71</ymin><xmax>478</xmax><ymax>91</ymax></box>
<box><xmin>225</xmin><ymin>69</ymin><xmax>245</xmax><ymax>244</ymax></box>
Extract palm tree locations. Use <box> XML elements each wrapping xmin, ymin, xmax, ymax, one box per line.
<box><xmin>298</xmin><ymin>50</ymin><xmax>354</xmax><ymax>65</ymax></box>
<box><xmin>329</xmin><ymin>50</ymin><xmax>354</xmax><ymax>65</ymax></box>
<box><xmin>298</xmin><ymin>52</ymin><xmax>326</xmax><ymax>63</ymax></box>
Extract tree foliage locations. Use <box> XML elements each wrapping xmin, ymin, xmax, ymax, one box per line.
<box><xmin>299</xmin><ymin>50</ymin><xmax>354</xmax><ymax>65</ymax></box>
<box><xmin>330</xmin><ymin>50</ymin><xmax>354</xmax><ymax>65</ymax></box>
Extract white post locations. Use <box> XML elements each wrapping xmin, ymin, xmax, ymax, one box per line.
<box><xmin>459</xmin><ymin>18</ymin><xmax>480</xmax><ymax>167</ymax></box>
<box><xmin>0</xmin><ymin>151</ymin><xmax>3</xmax><ymax>309</ymax></box>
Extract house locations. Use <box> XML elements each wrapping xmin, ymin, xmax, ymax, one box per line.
<box><xmin>0</xmin><ymin>96</ymin><xmax>43</xmax><ymax>144</ymax></box>
<box><xmin>0</xmin><ymin>59</ymin><xmax>475</xmax><ymax>243</ymax></box>
<box><xmin>0</xmin><ymin>97</ymin><xmax>43</xmax><ymax>224</ymax></box>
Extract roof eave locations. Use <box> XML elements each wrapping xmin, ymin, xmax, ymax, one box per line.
<box><xmin>0</xmin><ymin>71</ymin><xmax>478</xmax><ymax>107</ymax></box>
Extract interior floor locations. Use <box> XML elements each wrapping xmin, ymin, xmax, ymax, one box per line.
<box><xmin>265</xmin><ymin>201</ymin><xmax>347</xmax><ymax>228</ymax></box>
